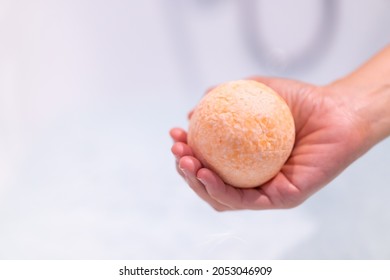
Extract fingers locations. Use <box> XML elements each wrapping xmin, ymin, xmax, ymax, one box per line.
<box><xmin>171</xmin><ymin>142</ymin><xmax>193</xmax><ymax>178</ymax></box>
<box><xmin>197</xmin><ymin>168</ymin><xmax>275</xmax><ymax>210</ymax></box>
<box><xmin>169</xmin><ymin>128</ymin><xmax>276</xmax><ymax>211</ymax></box>
<box><xmin>171</xmin><ymin>142</ymin><xmax>193</xmax><ymax>159</ymax></box>
<box><xmin>247</xmin><ymin>76</ymin><xmax>317</xmax><ymax>104</ymax></box>
<box><xmin>246</xmin><ymin>76</ymin><xmax>278</xmax><ymax>86</ymax></box>
<box><xmin>169</xmin><ymin>128</ymin><xmax>230</xmax><ymax>211</ymax></box>
<box><xmin>247</xmin><ymin>76</ymin><xmax>299</xmax><ymax>92</ymax></box>
<box><xmin>188</xmin><ymin>110</ymin><xmax>194</xmax><ymax>120</ymax></box>
<box><xmin>179</xmin><ymin>156</ymin><xmax>231</xmax><ymax>211</ymax></box>
<box><xmin>196</xmin><ymin>168</ymin><xmax>242</xmax><ymax>210</ymax></box>
<box><xmin>170</xmin><ymin>127</ymin><xmax>188</xmax><ymax>143</ymax></box>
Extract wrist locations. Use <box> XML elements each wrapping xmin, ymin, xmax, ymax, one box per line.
<box><xmin>358</xmin><ymin>84</ymin><xmax>390</xmax><ymax>145</ymax></box>
<box><xmin>325</xmin><ymin>80</ymin><xmax>390</xmax><ymax>148</ymax></box>
<box><xmin>325</xmin><ymin>44</ymin><xmax>390</xmax><ymax>147</ymax></box>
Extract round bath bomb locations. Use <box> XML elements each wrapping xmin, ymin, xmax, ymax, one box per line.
<box><xmin>188</xmin><ymin>80</ymin><xmax>295</xmax><ymax>188</ymax></box>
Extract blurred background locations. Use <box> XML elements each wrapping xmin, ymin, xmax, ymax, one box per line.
<box><xmin>0</xmin><ymin>0</ymin><xmax>390</xmax><ymax>259</ymax></box>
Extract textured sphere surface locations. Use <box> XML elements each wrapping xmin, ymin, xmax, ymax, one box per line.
<box><xmin>188</xmin><ymin>80</ymin><xmax>295</xmax><ymax>188</ymax></box>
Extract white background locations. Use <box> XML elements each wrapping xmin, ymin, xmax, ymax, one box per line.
<box><xmin>0</xmin><ymin>0</ymin><xmax>390</xmax><ymax>259</ymax></box>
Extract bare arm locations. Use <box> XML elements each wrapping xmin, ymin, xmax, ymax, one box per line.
<box><xmin>170</xmin><ymin>44</ymin><xmax>390</xmax><ymax>211</ymax></box>
<box><xmin>328</xmin><ymin>44</ymin><xmax>390</xmax><ymax>147</ymax></box>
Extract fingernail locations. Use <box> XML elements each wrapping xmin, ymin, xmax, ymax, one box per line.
<box><xmin>197</xmin><ymin>177</ymin><xmax>206</xmax><ymax>186</ymax></box>
<box><xmin>180</xmin><ymin>167</ymin><xmax>187</xmax><ymax>176</ymax></box>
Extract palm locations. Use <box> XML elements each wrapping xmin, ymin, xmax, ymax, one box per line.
<box><xmin>257</xmin><ymin>78</ymin><xmax>363</xmax><ymax>209</ymax></box>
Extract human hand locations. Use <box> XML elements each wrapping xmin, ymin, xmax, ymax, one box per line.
<box><xmin>170</xmin><ymin>77</ymin><xmax>374</xmax><ymax>211</ymax></box>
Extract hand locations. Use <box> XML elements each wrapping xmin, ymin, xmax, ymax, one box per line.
<box><xmin>170</xmin><ymin>77</ymin><xmax>369</xmax><ymax>211</ymax></box>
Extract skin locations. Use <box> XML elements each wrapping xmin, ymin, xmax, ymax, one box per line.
<box><xmin>170</xmin><ymin>45</ymin><xmax>390</xmax><ymax>211</ymax></box>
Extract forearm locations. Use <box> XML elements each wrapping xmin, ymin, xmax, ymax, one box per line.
<box><xmin>334</xmin><ymin>45</ymin><xmax>390</xmax><ymax>91</ymax></box>
<box><xmin>328</xmin><ymin>44</ymin><xmax>390</xmax><ymax>146</ymax></box>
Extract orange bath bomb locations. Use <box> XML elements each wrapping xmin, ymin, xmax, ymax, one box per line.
<box><xmin>188</xmin><ymin>80</ymin><xmax>295</xmax><ymax>188</ymax></box>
